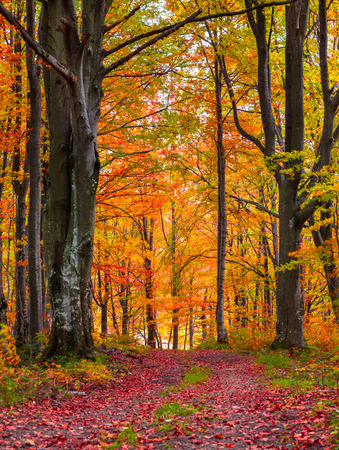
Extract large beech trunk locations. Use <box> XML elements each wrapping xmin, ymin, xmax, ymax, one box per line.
<box><xmin>40</xmin><ymin>0</ymin><xmax>101</xmax><ymax>357</ymax></box>
<box><xmin>271</xmin><ymin>1</ymin><xmax>309</xmax><ymax>348</ymax></box>
<box><xmin>274</xmin><ymin>181</ymin><xmax>305</xmax><ymax>348</ymax></box>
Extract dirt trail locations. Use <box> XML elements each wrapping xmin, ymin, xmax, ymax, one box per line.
<box><xmin>0</xmin><ymin>350</ymin><xmax>334</xmax><ymax>449</ymax></box>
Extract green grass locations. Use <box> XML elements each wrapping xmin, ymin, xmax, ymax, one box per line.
<box><xmin>106</xmin><ymin>425</ymin><xmax>139</xmax><ymax>449</ymax></box>
<box><xmin>256</xmin><ymin>349</ymin><xmax>339</xmax><ymax>391</ymax></box>
<box><xmin>184</xmin><ymin>365</ymin><xmax>211</xmax><ymax>385</ymax></box>
<box><xmin>155</xmin><ymin>401</ymin><xmax>198</xmax><ymax>419</ymax></box>
<box><xmin>329</xmin><ymin>406</ymin><xmax>339</xmax><ymax>446</ymax></box>
<box><xmin>0</xmin><ymin>354</ymin><xmax>124</xmax><ymax>407</ymax></box>
<box><xmin>196</xmin><ymin>335</ymin><xmax>229</xmax><ymax>350</ymax></box>
<box><xmin>162</xmin><ymin>365</ymin><xmax>211</xmax><ymax>396</ymax></box>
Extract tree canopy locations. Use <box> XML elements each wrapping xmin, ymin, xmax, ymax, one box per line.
<box><xmin>0</xmin><ymin>0</ymin><xmax>338</xmax><ymax>355</ymax></box>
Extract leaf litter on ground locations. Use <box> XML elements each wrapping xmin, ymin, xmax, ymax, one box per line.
<box><xmin>0</xmin><ymin>349</ymin><xmax>337</xmax><ymax>449</ymax></box>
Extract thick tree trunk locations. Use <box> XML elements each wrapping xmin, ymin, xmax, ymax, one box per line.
<box><xmin>40</xmin><ymin>0</ymin><xmax>101</xmax><ymax>357</ymax></box>
<box><xmin>215</xmin><ymin>60</ymin><xmax>228</xmax><ymax>344</ymax></box>
<box><xmin>273</xmin><ymin>180</ymin><xmax>305</xmax><ymax>348</ymax></box>
<box><xmin>272</xmin><ymin>0</ymin><xmax>309</xmax><ymax>349</ymax></box>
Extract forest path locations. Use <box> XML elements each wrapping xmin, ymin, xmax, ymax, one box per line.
<box><xmin>0</xmin><ymin>349</ymin><xmax>333</xmax><ymax>449</ymax></box>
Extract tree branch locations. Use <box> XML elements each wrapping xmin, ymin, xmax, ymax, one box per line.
<box><xmin>219</xmin><ymin>55</ymin><xmax>266</xmax><ymax>153</ymax></box>
<box><xmin>229</xmin><ymin>194</ymin><xmax>279</xmax><ymax>218</ymax></box>
<box><xmin>0</xmin><ymin>2</ymin><xmax>75</xmax><ymax>82</ymax></box>
<box><xmin>104</xmin><ymin>5</ymin><xmax>141</xmax><ymax>34</ymax></box>
<box><xmin>103</xmin><ymin>0</ymin><xmax>296</xmax><ymax>59</ymax></box>
<box><xmin>102</xmin><ymin>10</ymin><xmax>202</xmax><ymax>75</ymax></box>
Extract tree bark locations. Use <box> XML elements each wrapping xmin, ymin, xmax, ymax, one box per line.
<box><xmin>39</xmin><ymin>0</ymin><xmax>101</xmax><ymax>357</ymax></box>
<box><xmin>215</xmin><ymin>60</ymin><xmax>228</xmax><ymax>344</ymax></box>
<box><xmin>0</xmin><ymin>151</ymin><xmax>8</xmax><ymax>326</ymax></box>
<box><xmin>171</xmin><ymin>204</ymin><xmax>180</xmax><ymax>349</ymax></box>
<box><xmin>26</xmin><ymin>0</ymin><xmax>43</xmax><ymax>351</ymax></box>
<box><xmin>142</xmin><ymin>217</ymin><xmax>156</xmax><ymax>348</ymax></box>
<box><xmin>309</xmin><ymin>210</ymin><xmax>339</xmax><ymax>324</ymax></box>
<box><xmin>12</xmin><ymin>28</ymin><xmax>29</xmax><ymax>346</ymax></box>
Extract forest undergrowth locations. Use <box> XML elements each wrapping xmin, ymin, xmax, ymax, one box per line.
<box><xmin>0</xmin><ymin>323</ymin><xmax>338</xmax><ymax>448</ymax></box>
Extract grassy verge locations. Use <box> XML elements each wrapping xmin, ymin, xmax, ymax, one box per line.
<box><xmin>0</xmin><ymin>356</ymin><xmax>119</xmax><ymax>407</ymax></box>
<box><xmin>256</xmin><ymin>349</ymin><xmax>339</xmax><ymax>391</ymax></box>
<box><xmin>256</xmin><ymin>349</ymin><xmax>339</xmax><ymax>444</ymax></box>
<box><xmin>0</xmin><ymin>326</ymin><xmax>144</xmax><ymax>407</ymax></box>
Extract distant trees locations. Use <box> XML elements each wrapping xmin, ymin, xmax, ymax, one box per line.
<box><xmin>0</xmin><ymin>0</ymin><xmax>338</xmax><ymax>356</ymax></box>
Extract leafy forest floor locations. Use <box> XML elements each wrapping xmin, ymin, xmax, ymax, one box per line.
<box><xmin>0</xmin><ymin>348</ymin><xmax>338</xmax><ymax>449</ymax></box>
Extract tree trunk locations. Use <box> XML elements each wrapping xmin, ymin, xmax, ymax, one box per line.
<box><xmin>142</xmin><ymin>217</ymin><xmax>156</xmax><ymax>348</ymax></box>
<box><xmin>0</xmin><ymin>232</ymin><xmax>7</xmax><ymax>326</ymax></box>
<box><xmin>309</xmin><ymin>210</ymin><xmax>339</xmax><ymax>324</ymax></box>
<box><xmin>171</xmin><ymin>204</ymin><xmax>180</xmax><ymax>349</ymax></box>
<box><xmin>97</xmin><ymin>271</ymin><xmax>107</xmax><ymax>338</ymax></box>
<box><xmin>40</xmin><ymin>0</ymin><xmax>101</xmax><ymax>357</ymax></box>
<box><xmin>0</xmin><ymin>151</ymin><xmax>8</xmax><ymax>326</ymax></box>
<box><xmin>13</xmin><ymin>182</ymin><xmax>29</xmax><ymax>346</ymax></box>
<box><xmin>189</xmin><ymin>308</ymin><xmax>194</xmax><ymax>349</ymax></box>
<box><xmin>215</xmin><ymin>60</ymin><xmax>228</xmax><ymax>344</ymax></box>
<box><xmin>119</xmin><ymin>281</ymin><xmax>129</xmax><ymax>336</ymax></box>
<box><xmin>273</xmin><ymin>181</ymin><xmax>305</xmax><ymax>348</ymax></box>
<box><xmin>11</xmin><ymin>22</ymin><xmax>29</xmax><ymax>346</ymax></box>
<box><xmin>26</xmin><ymin>0</ymin><xmax>43</xmax><ymax>351</ymax></box>
<box><xmin>272</xmin><ymin>0</ymin><xmax>310</xmax><ymax>348</ymax></box>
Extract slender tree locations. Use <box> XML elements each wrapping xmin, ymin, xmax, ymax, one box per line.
<box><xmin>26</xmin><ymin>0</ymin><xmax>43</xmax><ymax>350</ymax></box>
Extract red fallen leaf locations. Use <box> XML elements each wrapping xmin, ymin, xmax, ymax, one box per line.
<box><xmin>223</xmin><ymin>420</ymin><xmax>235</xmax><ymax>427</ymax></box>
<box><xmin>149</xmin><ymin>437</ymin><xmax>170</xmax><ymax>442</ymax></box>
<box><xmin>192</xmin><ymin>439</ymin><xmax>204</xmax><ymax>444</ymax></box>
<box><xmin>214</xmin><ymin>433</ymin><xmax>225</xmax><ymax>439</ymax></box>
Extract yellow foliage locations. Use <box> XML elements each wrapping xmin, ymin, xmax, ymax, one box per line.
<box><xmin>0</xmin><ymin>325</ymin><xmax>20</xmax><ymax>369</ymax></box>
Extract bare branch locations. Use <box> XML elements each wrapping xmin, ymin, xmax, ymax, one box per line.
<box><xmin>221</xmin><ymin>56</ymin><xmax>266</xmax><ymax>152</ymax></box>
<box><xmin>104</xmin><ymin>5</ymin><xmax>141</xmax><ymax>34</ymax></box>
<box><xmin>229</xmin><ymin>194</ymin><xmax>279</xmax><ymax>218</ymax></box>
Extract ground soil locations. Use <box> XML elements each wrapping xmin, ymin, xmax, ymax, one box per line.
<box><xmin>0</xmin><ymin>349</ymin><xmax>335</xmax><ymax>449</ymax></box>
